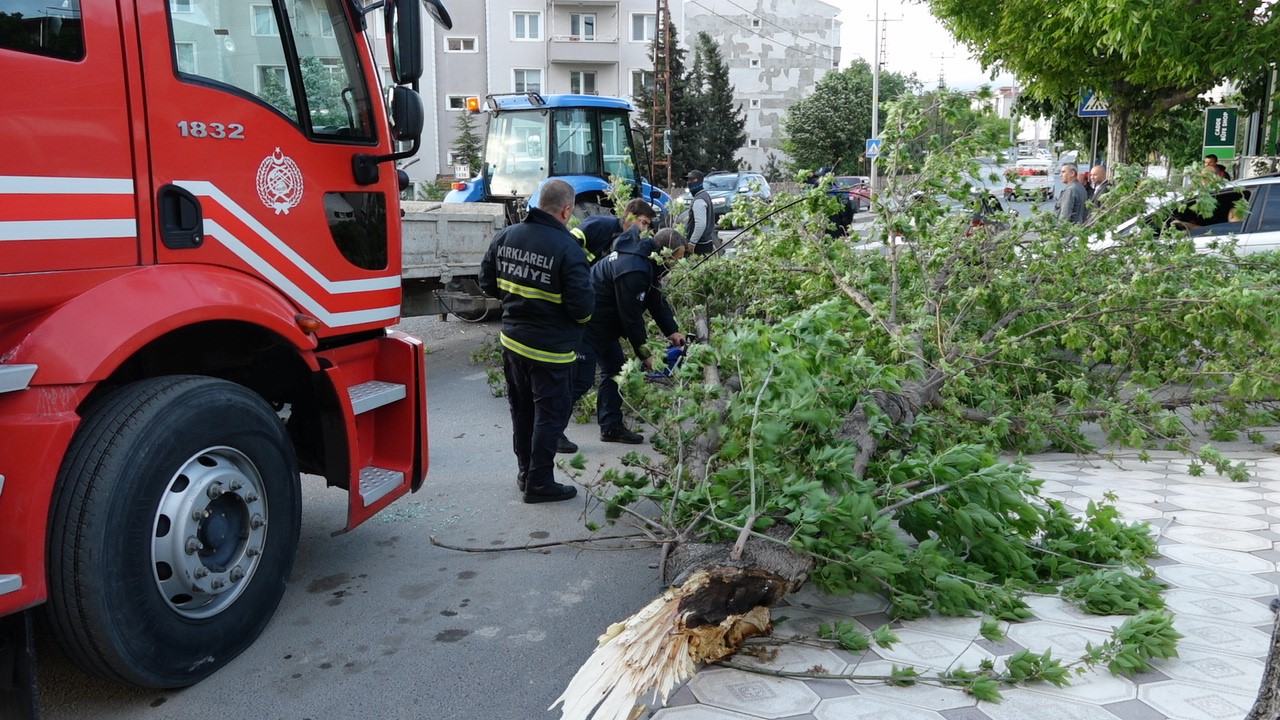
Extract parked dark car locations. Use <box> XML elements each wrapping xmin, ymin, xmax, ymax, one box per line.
<box><xmin>833</xmin><ymin>175</ymin><xmax>872</xmax><ymax>211</ymax></box>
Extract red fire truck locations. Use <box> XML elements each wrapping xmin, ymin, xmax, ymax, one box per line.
<box><xmin>0</xmin><ymin>0</ymin><xmax>450</xmax><ymax>712</ymax></box>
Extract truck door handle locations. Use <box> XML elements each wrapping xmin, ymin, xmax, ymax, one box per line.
<box><xmin>158</xmin><ymin>184</ymin><xmax>204</xmax><ymax>249</ymax></box>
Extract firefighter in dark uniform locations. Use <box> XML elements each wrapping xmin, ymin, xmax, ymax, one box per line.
<box><xmin>479</xmin><ymin>179</ymin><xmax>594</xmax><ymax>503</ymax></box>
<box><xmin>577</xmin><ymin>226</ymin><xmax>689</xmax><ymax>444</ymax></box>
<box><xmin>559</xmin><ymin>199</ymin><xmax>658</xmax><ymax>453</ymax></box>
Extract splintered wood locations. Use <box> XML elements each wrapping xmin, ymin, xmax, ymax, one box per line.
<box><xmin>550</xmin><ymin>567</ymin><xmax>786</xmax><ymax>720</ymax></box>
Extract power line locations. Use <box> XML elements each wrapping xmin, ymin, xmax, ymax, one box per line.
<box><xmin>715</xmin><ymin>0</ymin><xmax>833</xmax><ymax>51</ymax></box>
<box><xmin>686</xmin><ymin>0</ymin><xmax>835</xmax><ymax>64</ymax></box>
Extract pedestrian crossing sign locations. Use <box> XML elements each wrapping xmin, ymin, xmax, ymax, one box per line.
<box><xmin>1078</xmin><ymin>92</ymin><xmax>1109</xmax><ymax>118</ymax></box>
<box><xmin>866</xmin><ymin>138</ymin><xmax>882</xmax><ymax>158</ymax></box>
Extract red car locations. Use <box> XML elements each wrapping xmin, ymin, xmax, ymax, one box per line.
<box><xmin>833</xmin><ymin>175</ymin><xmax>872</xmax><ymax>211</ymax></box>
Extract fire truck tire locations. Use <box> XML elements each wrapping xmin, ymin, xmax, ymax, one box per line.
<box><xmin>45</xmin><ymin>375</ymin><xmax>301</xmax><ymax>689</ymax></box>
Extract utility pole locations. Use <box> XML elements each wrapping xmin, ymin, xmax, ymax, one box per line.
<box><xmin>870</xmin><ymin>0</ymin><xmax>880</xmax><ymax>194</ymax></box>
<box><xmin>867</xmin><ymin>10</ymin><xmax>900</xmax><ymax>190</ymax></box>
<box><xmin>1007</xmin><ymin>76</ymin><xmax>1018</xmax><ymax>148</ymax></box>
<box><xmin>931</xmin><ymin>52</ymin><xmax>954</xmax><ymax>90</ymax></box>
<box><xmin>650</xmin><ymin>0</ymin><xmax>674</xmax><ymax>189</ymax></box>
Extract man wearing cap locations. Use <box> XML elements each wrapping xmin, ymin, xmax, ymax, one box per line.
<box><xmin>683</xmin><ymin>170</ymin><xmax>716</xmax><ymax>255</ymax></box>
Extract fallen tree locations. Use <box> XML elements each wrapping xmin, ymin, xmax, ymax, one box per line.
<box><xmin>552</xmin><ymin>95</ymin><xmax>1280</xmax><ymax>719</ymax></box>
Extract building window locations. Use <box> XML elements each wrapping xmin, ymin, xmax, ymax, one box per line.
<box><xmin>748</xmin><ymin>139</ymin><xmax>760</xmax><ymax>148</ymax></box>
<box><xmin>749</xmin><ymin>98</ymin><xmax>760</xmax><ymax>109</ymax></box>
<box><xmin>570</xmin><ymin>14</ymin><xmax>596</xmax><ymax>40</ymax></box>
<box><xmin>749</xmin><ymin>58</ymin><xmax>760</xmax><ymax>68</ymax></box>
<box><xmin>171</xmin><ymin>0</ymin><xmax>193</xmax><ymax>12</ymax></box>
<box><xmin>448</xmin><ymin>95</ymin><xmax>469</xmax><ymax>111</ymax></box>
<box><xmin>251</xmin><ymin>5</ymin><xmax>280</xmax><ymax>37</ymax></box>
<box><xmin>514</xmin><ymin>12</ymin><xmax>541</xmax><ymax>40</ymax></box>
<box><xmin>751</xmin><ymin>18</ymin><xmax>761</xmax><ymax>28</ymax></box>
<box><xmin>175</xmin><ymin>42</ymin><xmax>196</xmax><ymax>74</ymax></box>
<box><xmin>320</xmin><ymin>12</ymin><xmax>336</xmax><ymax>37</ymax></box>
<box><xmin>631</xmin><ymin>70</ymin><xmax>654</xmax><ymax>97</ymax></box>
<box><xmin>256</xmin><ymin>65</ymin><xmax>288</xmax><ymax>94</ymax></box>
<box><xmin>446</xmin><ymin>37</ymin><xmax>477</xmax><ymax>52</ymax></box>
<box><xmin>514</xmin><ymin>68</ymin><xmax>542</xmax><ymax>93</ymax></box>
<box><xmin>570</xmin><ymin>71</ymin><xmax>597</xmax><ymax>95</ymax></box>
<box><xmin>631</xmin><ymin>14</ymin><xmax>656</xmax><ymax>42</ymax></box>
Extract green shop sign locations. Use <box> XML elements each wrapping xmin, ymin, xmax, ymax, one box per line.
<box><xmin>1203</xmin><ymin>106</ymin><xmax>1239</xmax><ymax>160</ymax></box>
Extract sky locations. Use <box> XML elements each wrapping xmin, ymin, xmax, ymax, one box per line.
<box><xmin>829</xmin><ymin>0</ymin><xmax>1013</xmax><ymax>91</ymax></box>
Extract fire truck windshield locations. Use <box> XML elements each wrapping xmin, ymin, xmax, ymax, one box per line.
<box><xmin>169</xmin><ymin>0</ymin><xmax>375</xmax><ymax>142</ymax></box>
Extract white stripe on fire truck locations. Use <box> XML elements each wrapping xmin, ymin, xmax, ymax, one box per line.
<box><xmin>0</xmin><ymin>176</ymin><xmax>134</xmax><ymax>194</ymax></box>
<box><xmin>0</xmin><ymin>219</ymin><xmax>137</xmax><ymax>241</ymax></box>
<box><xmin>175</xmin><ymin>180</ymin><xmax>400</xmax><ymax>295</ymax></box>
<box><xmin>205</xmin><ymin>220</ymin><xmax>399</xmax><ymax>327</ymax></box>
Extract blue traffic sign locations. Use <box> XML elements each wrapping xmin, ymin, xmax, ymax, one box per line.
<box><xmin>866</xmin><ymin>138</ymin><xmax>883</xmax><ymax>158</ymax></box>
<box><xmin>1078</xmin><ymin>92</ymin><xmax>1109</xmax><ymax>118</ymax></box>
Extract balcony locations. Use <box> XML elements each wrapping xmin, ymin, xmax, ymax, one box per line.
<box><xmin>548</xmin><ymin>34</ymin><xmax>620</xmax><ymax>65</ymax></box>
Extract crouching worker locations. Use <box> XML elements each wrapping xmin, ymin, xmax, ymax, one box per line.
<box><xmin>575</xmin><ymin>226</ymin><xmax>690</xmax><ymax>444</ymax></box>
<box><xmin>479</xmin><ymin>179</ymin><xmax>594</xmax><ymax>503</ymax></box>
<box><xmin>559</xmin><ymin>200</ymin><xmax>658</xmax><ymax>454</ymax></box>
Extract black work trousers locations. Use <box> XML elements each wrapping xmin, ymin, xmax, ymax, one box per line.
<box><xmin>578</xmin><ymin>331</ymin><xmax>627</xmax><ymax>431</ymax></box>
<box><xmin>502</xmin><ymin>350</ymin><xmax>573</xmax><ymax>489</ymax></box>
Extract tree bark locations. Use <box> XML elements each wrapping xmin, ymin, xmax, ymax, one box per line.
<box><xmin>1107</xmin><ymin>104</ymin><xmax>1131</xmax><ymax>167</ymax></box>
<box><xmin>1246</xmin><ymin>600</ymin><xmax>1280</xmax><ymax>720</ymax></box>
<box><xmin>839</xmin><ymin>370</ymin><xmax>947</xmax><ymax>481</ymax></box>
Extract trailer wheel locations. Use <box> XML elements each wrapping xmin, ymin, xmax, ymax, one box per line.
<box><xmin>46</xmin><ymin>375</ymin><xmax>301</xmax><ymax>689</ymax></box>
<box><xmin>574</xmin><ymin>199</ymin><xmax>610</xmax><ymax>220</ymax></box>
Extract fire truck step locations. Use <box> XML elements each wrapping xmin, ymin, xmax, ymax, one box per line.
<box><xmin>348</xmin><ymin>380</ymin><xmax>406</xmax><ymax>415</ymax></box>
<box><xmin>0</xmin><ymin>364</ymin><xmax>37</xmax><ymax>395</ymax></box>
<box><xmin>0</xmin><ymin>574</ymin><xmax>21</xmax><ymax>596</ymax></box>
<box><xmin>359</xmin><ymin>466</ymin><xmax>405</xmax><ymax>507</ymax></box>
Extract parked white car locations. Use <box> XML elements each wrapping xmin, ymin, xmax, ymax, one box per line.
<box><xmin>1111</xmin><ymin>174</ymin><xmax>1280</xmax><ymax>255</ymax></box>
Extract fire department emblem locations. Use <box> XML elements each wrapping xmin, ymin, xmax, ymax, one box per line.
<box><xmin>256</xmin><ymin>147</ymin><xmax>304</xmax><ymax>214</ymax></box>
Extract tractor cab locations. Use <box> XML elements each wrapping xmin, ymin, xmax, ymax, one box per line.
<box><xmin>445</xmin><ymin>93</ymin><xmax>669</xmax><ymax>222</ymax></box>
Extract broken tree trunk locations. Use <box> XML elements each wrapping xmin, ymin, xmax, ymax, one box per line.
<box><xmin>1246</xmin><ymin>600</ymin><xmax>1280</xmax><ymax>720</ymax></box>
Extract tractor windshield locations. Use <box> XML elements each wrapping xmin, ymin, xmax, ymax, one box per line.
<box><xmin>485</xmin><ymin>111</ymin><xmax>548</xmax><ymax>198</ymax></box>
<box><xmin>485</xmin><ymin>106</ymin><xmax>639</xmax><ymax>198</ymax></box>
<box><xmin>550</xmin><ymin>107</ymin><xmax>637</xmax><ymax>185</ymax></box>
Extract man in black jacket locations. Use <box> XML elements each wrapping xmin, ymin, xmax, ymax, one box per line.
<box><xmin>577</xmin><ymin>226</ymin><xmax>688</xmax><ymax>443</ymax></box>
<box><xmin>479</xmin><ymin>179</ymin><xmax>594</xmax><ymax>503</ymax></box>
<box><xmin>559</xmin><ymin>199</ymin><xmax>657</xmax><ymax>453</ymax></box>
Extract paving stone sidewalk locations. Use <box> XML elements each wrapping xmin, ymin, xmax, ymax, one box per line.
<box><xmin>649</xmin><ymin>451</ymin><xmax>1280</xmax><ymax>720</ymax></box>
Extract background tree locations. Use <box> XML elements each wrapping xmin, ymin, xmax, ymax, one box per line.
<box><xmin>900</xmin><ymin>86</ymin><xmax>1010</xmax><ymax>167</ymax></box>
<box><xmin>449</xmin><ymin>109</ymin><xmax>484</xmax><ymax>175</ymax></box>
<box><xmin>782</xmin><ymin>59</ymin><xmax>915</xmax><ymax>175</ymax></box>
<box><xmin>925</xmin><ymin>0</ymin><xmax>1280</xmax><ymax>164</ymax></box>
<box><xmin>681</xmin><ymin>32</ymin><xmax>748</xmax><ymax>174</ymax></box>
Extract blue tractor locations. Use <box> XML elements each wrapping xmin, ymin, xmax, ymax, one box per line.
<box><xmin>445</xmin><ymin>93</ymin><xmax>670</xmax><ymax>224</ymax></box>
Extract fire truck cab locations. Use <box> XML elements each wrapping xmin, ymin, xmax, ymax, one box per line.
<box><xmin>0</xmin><ymin>0</ymin><xmax>449</xmax><ymax>709</ymax></box>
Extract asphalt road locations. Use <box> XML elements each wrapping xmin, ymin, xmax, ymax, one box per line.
<box><xmin>36</xmin><ymin>316</ymin><xmax>663</xmax><ymax>720</ymax></box>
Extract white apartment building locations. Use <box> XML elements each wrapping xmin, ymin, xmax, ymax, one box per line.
<box><xmin>405</xmin><ymin>0</ymin><xmax>840</xmax><ymax>180</ymax></box>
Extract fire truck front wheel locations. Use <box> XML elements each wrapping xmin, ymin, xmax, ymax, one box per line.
<box><xmin>46</xmin><ymin>375</ymin><xmax>302</xmax><ymax>689</ymax></box>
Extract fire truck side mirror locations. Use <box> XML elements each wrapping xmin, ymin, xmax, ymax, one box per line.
<box><xmin>386</xmin><ymin>0</ymin><xmax>424</xmax><ymax>85</ymax></box>
<box><xmin>389</xmin><ymin>86</ymin><xmax>424</xmax><ymax>142</ymax></box>
<box><xmin>352</xmin><ymin>87</ymin><xmax>426</xmax><ymax>185</ymax></box>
